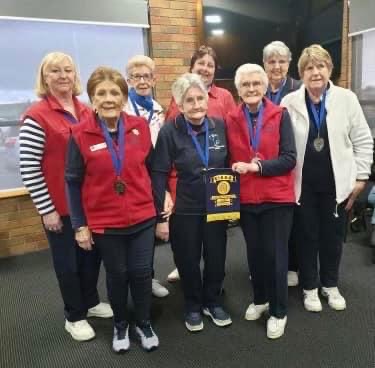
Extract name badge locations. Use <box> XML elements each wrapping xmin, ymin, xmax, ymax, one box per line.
<box><xmin>90</xmin><ymin>142</ymin><xmax>107</xmax><ymax>152</ymax></box>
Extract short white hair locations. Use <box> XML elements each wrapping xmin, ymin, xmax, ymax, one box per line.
<box><xmin>172</xmin><ymin>73</ymin><xmax>208</xmax><ymax>106</ymax></box>
<box><xmin>263</xmin><ymin>41</ymin><xmax>292</xmax><ymax>62</ymax></box>
<box><xmin>234</xmin><ymin>64</ymin><xmax>269</xmax><ymax>91</ymax></box>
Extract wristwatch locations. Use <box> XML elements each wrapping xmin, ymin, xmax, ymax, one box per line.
<box><xmin>75</xmin><ymin>226</ymin><xmax>87</xmax><ymax>233</ymax></box>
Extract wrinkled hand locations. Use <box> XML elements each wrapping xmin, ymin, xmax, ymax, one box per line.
<box><xmin>75</xmin><ymin>227</ymin><xmax>94</xmax><ymax>251</ymax></box>
<box><xmin>161</xmin><ymin>190</ymin><xmax>174</xmax><ymax>219</ymax></box>
<box><xmin>232</xmin><ymin>161</ymin><xmax>259</xmax><ymax>175</ymax></box>
<box><xmin>345</xmin><ymin>181</ymin><xmax>367</xmax><ymax>211</ymax></box>
<box><xmin>42</xmin><ymin>211</ymin><xmax>63</xmax><ymax>233</ymax></box>
<box><xmin>156</xmin><ymin>222</ymin><xmax>169</xmax><ymax>242</ymax></box>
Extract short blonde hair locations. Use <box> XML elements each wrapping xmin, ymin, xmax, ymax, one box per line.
<box><xmin>126</xmin><ymin>55</ymin><xmax>155</xmax><ymax>76</ymax></box>
<box><xmin>87</xmin><ymin>66</ymin><xmax>128</xmax><ymax>102</ymax></box>
<box><xmin>35</xmin><ymin>52</ymin><xmax>82</xmax><ymax>98</ymax></box>
<box><xmin>172</xmin><ymin>73</ymin><xmax>208</xmax><ymax>106</ymax></box>
<box><xmin>298</xmin><ymin>44</ymin><xmax>333</xmax><ymax>78</ymax></box>
<box><xmin>234</xmin><ymin>63</ymin><xmax>269</xmax><ymax>92</ymax></box>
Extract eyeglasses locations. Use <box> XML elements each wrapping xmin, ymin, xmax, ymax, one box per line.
<box><xmin>130</xmin><ymin>74</ymin><xmax>153</xmax><ymax>82</ymax></box>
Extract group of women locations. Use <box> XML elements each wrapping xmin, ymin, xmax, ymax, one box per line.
<box><xmin>19</xmin><ymin>40</ymin><xmax>373</xmax><ymax>353</ymax></box>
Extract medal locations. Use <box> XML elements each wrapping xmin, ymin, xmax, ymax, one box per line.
<box><xmin>313</xmin><ymin>137</ymin><xmax>324</xmax><ymax>152</ymax></box>
<box><xmin>244</xmin><ymin>103</ymin><xmax>264</xmax><ymax>158</ymax></box>
<box><xmin>98</xmin><ymin>116</ymin><xmax>127</xmax><ymax>196</ymax></box>
<box><xmin>114</xmin><ymin>179</ymin><xmax>126</xmax><ymax>195</ymax></box>
<box><xmin>308</xmin><ymin>90</ymin><xmax>327</xmax><ymax>153</ymax></box>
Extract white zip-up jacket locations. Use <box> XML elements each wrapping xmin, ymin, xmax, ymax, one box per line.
<box><xmin>281</xmin><ymin>81</ymin><xmax>373</xmax><ymax>204</ymax></box>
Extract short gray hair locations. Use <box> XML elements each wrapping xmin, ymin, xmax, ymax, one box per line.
<box><xmin>172</xmin><ymin>73</ymin><xmax>208</xmax><ymax>106</ymax></box>
<box><xmin>263</xmin><ymin>41</ymin><xmax>292</xmax><ymax>62</ymax></box>
<box><xmin>234</xmin><ymin>64</ymin><xmax>269</xmax><ymax>91</ymax></box>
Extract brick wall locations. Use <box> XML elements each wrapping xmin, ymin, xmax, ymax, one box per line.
<box><xmin>149</xmin><ymin>0</ymin><xmax>200</xmax><ymax>108</ymax></box>
<box><xmin>0</xmin><ymin>195</ymin><xmax>47</xmax><ymax>257</ymax></box>
<box><xmin>0</xmin><ymin>0</ymin><xmax>350</xmax><ymax>258</ymax></box>
<box><xmin>337</xmin><ymin>0</ymin><xmax>351</xmax><ymax>88</ymax></box>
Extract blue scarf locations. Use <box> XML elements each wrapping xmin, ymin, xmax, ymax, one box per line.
<box><xmin>128</xmin><ymin>88</ymin><xmax>153</xmax><ymax>112</ymax></box>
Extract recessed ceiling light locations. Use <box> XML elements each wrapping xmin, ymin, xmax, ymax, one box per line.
<box><xmin>205</xmin><ymin>15</ymin><xmax>222</xmax><ymax>24</ymax></box>
<box><xmin>211</xmin><ymin>29</ymin><xmax>224</xmax><ymax>36</ymax></box>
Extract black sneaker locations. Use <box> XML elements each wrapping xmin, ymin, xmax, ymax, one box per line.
<box><xmin>135</xmin><ymin>321</ymin><xmax>159</xmax><ymax>352</ymax></box>
<box><xmin>203</xmin><ymin>306</ymin><xmax>232</xmax><ymax>327</ymax></box>
<box><xmin>184</xmin><ymin>311</ymin><xmax>204</xmax><ymax>332</ymax></box>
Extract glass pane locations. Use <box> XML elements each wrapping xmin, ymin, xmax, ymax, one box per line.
<box><xmin>0</xmin><ymin>18</ymin><xmax>146</xmax><ymax>191</ymax></box>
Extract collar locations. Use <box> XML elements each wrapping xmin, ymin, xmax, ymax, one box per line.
<box><xmin>45</xmin><ymin>94</ymin><xmax>87</xmax><ymax>120</ymax></box>
<box><xmin>208</xmin><ymin>84</ymin><xmax>219</xmax><ymax>99</ymax></box>
<box><xmin>174</xmin><ymin>113</ymin><xmax>216</xmax><ymax>134</ymax></box>
<box><xmin>83</xmin><ymin>111</ymin><xmax>138</xmax><ymax>135</ymax></box>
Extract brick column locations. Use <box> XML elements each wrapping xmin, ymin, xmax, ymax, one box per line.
<box><xmin>148</xmin><ymin>0</ymin><xmax>200</xmax><ymax>108</ymax></box>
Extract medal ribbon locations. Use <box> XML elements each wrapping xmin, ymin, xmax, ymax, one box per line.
<box><xmin>99</xmin><ymin>116</ymin><xmax>125</xmax><ymax>178</ymax></box>
<box><xmin>185</xmin><ymin>118</ymin><xmax>209</xmax><ymax>168</ymax></box>
<box><xmin>129</xmin><ymin>96</ymin><xmax>154</xmax><ymax>124</ymax></box>
<box><xmin>62</xmin><ymin>111</ymin><xmax>78</xmax><ymax>124</ymax></box>
<box><xmin>266</xmin><ymin>78</ymin><xmax>286</xmax><ymax>105</ymax></box>
<box><xmin>243</xmin><ymin>103</ymin><xmax>264</xmax><ymax>154</ymax></box>
<box><xmin>308</xmin><ymin>90</ymin><xmax>327</xmax><ymax>132</ymax></box>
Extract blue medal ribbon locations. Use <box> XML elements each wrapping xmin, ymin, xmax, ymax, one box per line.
<box><xmin>243</xmin><ymin>103</ymin><xmax>264</xmax><ymax>154</ymax></box>
<box><xmin>129</xmin><ymin>88</ymin><xmax>154</xmax><ymax>124</ymax></box>
<box><xmin>98</xmin><ymin>116</ymin><xmax>125</xmax><ymax>178</ymax></box>
<box><xmin>266</xmin><ymin>78</ymin><xmax>287</xmax><ymax>105</ymax></box>
<box><xmin>185</xmin><ymin>117</ymin><xmax>209</xmax><ymax>168</ymax></box>
<box><xmin>308</xmin><ymin>90</ymin><xmax>327</xmax><ymax>132</ymax></box>
<box><xmin>62</xmin><ymin>111</ymin><xmax>78</xmax><ymax>124</ymax></box>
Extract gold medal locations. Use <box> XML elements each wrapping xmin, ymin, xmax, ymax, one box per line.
<box><xmin>313</xmin><ymin>137</ymin><xmax>324</xmax><ymax>152</ymax></box>
<box><xmin>114</xmin><ymin>179</ymin><xmax>126</xmax><ymax>195</ymax></box>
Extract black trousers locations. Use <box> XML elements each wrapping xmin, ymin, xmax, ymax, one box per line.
<box><xmin>240</xmin><ymin>206</ymin><xmax>293</xmax><ymax>318</ymax></box>
<box><xmin>45</xmin><ymin>216</ymin><xmax>100</xmax><ymax>322</ymax></box>
<box><xmin>295</xmin><ymin>187</ymin><xmax>347</xmax><ymax>290</ymax></box>
<box><xmin>288</xmin><ymin>211</ymin><xmax>299</xmax><ymax>272</ymax></box>
<box><xmin>93</xmin><ymin>225</ymin><xmax>154</xmax><ymax>324</ymax></box>
<box><xmin>170</xmin><ymin>214</ymin><xmax>227</xmax><ymax>313</ymax></box>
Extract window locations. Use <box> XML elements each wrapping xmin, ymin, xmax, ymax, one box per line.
<box><xmin>351</xmin><ymin>29</ymin><xmax>375</xmax><ymax>136</ymax></box>
<box><xmin>0</xmin><ymin>18</ymin><xmax>146</xmax><ymax>192</ymax></box>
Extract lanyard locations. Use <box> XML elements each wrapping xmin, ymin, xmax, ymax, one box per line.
<box><xmin>244</xmin><ymin>103</ymin><xmax>264</xmax><ymax>153</ymax></box>
<box><xmin>266</xmin><ymin>78</ymin><xmax>286</xmax><ymax>105</ymax></box>
<box><xmin>185</xmin><ymin>118</ymin><xmax>209</xmax><ymax>168</ymax></box>
<box><xmin>99</xmin><ymin>116</ymin><xmax>125</xmax><ymax>177</ymax></box>
<box><xmin>308</xmin><ymin>90</ymin><xmax>327</xmax><ymax>131</ymax></box>
<box><xmin>62</xmin><ymin>111</ymin><xmax>78</xmax><ymax>124</ymax></box>
<box><xmin>129</xmin><ymin>96</ymin><xmax>154</xmax><ymax>124</ymax></box>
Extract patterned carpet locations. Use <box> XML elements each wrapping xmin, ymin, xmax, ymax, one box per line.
<box><xmin>0</xmin><ymin>227</ymin><xmax>374</xmax><ymax>368</ymax></box>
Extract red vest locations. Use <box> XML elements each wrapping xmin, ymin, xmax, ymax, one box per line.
<box><xmin>226</xmin><ymin>99</ymin><xmax>295</xmax><ymax>204</ymax></box>
<box><xmin>72</xmin><ymin>112</ymin><xmax>156</xmax><ymax>231</ymax></box>
<box><xmin>23</xmin><ymin>95</ymin><xmax>91</xmax><ymax>216</ymax></box>
<box><xmin>165</xmin><ymin>84</ymin><xmax>236</xmax><ymax>122</ymax></box>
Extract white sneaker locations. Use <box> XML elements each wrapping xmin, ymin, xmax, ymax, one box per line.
<box><xmin>167</xmin><ymin>268</ymin><xmax>180</xmax><ymax>282</ymax></box>
<box><xmin>112</xmin><ymin>322</ymin><xmax>130</xmax><ymax>353</ymax></box>
<box><xmin>87</xmin><ymin>302</ymin><xmax>113</xmax><ymax>318</ymax></box>
<box><xmin>287</xmin><ymin>271</ymin><xmax>299</xmax><ymax>287</ymax></box>
<box><xmin>321</xmin><ymin>287</ymin><xmax>346</xmax><ymax>311</ymax></box>
<box><xmin>267</xmin><ymin>316</ymin><xmax>287</xmax><ymax>339</ymax></box>
<box><xmin>245</xmin><ymin>303</ymin><xmax>269</xmax><ymax>321</ymax></box>
<box><xmin>303</xmin><ymin>288</ymin><xmax>323</xmax><ymax>312</ymax></box>
<box><xmin>135</xmin><ymin>321</ymin><xmax>159</xmax><ymax>351</ymax></box>
<box><xmin>65</xmin><ymin>319</ymin><xmax>95</xmax><ymax>341</ymax></box>
<box><xmin>152</xmin><ymin>279</ymin><xmax>169</xmax><ymax>298</ymax></box>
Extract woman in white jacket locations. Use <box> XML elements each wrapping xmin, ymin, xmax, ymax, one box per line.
<box><xmin>281</xmin><ymin>44</ymin><xmax>373</xmax><ymax>313</ymax></box>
